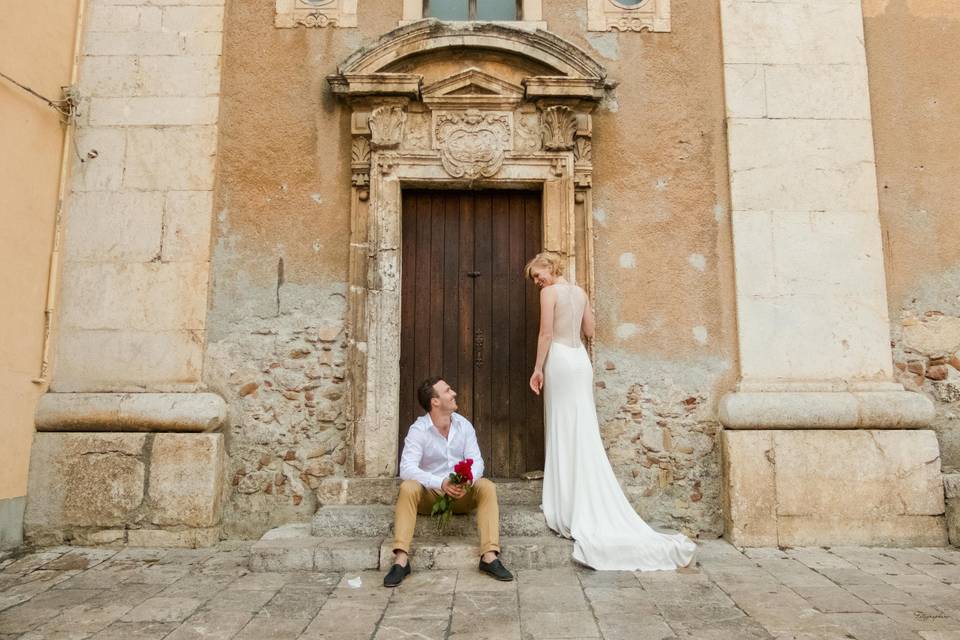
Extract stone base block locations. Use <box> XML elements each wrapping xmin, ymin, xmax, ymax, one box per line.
<box><xmin>945</xmin><ymin>473</ymin><xmax>960</xmax><ymax>547</ymax></box>
<box><xmin>723</xmin><ymin>430</ymin><xmax>948</xmax><ymax>547</ymax></box>
<box><xmin>24</xmin><ymin>432</ymin><xmax>226</xmax><ymax>547</ymax></box>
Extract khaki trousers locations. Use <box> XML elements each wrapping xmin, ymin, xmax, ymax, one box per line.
<box><xmin>392</xmin><ymin>478</ymin><xmax>500</xmax><ymax>555</ymax></box>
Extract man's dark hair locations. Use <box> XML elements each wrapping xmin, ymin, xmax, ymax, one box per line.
<box><xmin>417</xmin><ymin>376</ymin><xmax>443</xmax><ymax>413</ymax></box>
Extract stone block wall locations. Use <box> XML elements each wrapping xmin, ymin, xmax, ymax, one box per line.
<box><xmin>55</xmin><ymin>0</ymin><xmax>224</xmax><ymax>391</ymax></box>
<box><xmin>24</xmin><ymin>433</ymin><xmax>226</xmax><ymax>547</ymax></box>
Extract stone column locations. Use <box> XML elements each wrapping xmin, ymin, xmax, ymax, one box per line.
<box><xmin>25</xmin><ymin>0</ymin><xmax>228</xmax><ymax>546</ymax></box>
<box><xmin>719</xmin><ymin>0</ymin><xmax>944</xmax><ymax>545</ymax></box>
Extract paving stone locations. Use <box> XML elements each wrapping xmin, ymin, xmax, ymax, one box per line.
<box><xmin>845</xmin><ymin>581</ymin><xmax>919</xmax><ymax>605</ymax></box>
<box><xmin>520</xmin><ymin>610</ymin><xmax>600</xmax><ymax>639</ymax></box>
<box><xmin>913</xmin><ymin>563</ymin><xmax>960</xmax><ymax>584</ymax></box>
<box><xmin>658</xmin><ymin>602</ymin><xmax>746</xmax><ymax>627</ymax></box>
<box><xmin>233</xmin><ymin>614</ymin><xmax>311</xmax><ymax>640</ymax></box>
<box><xmin>785</xmin><ymin>548</ymin><xmax>857</xmax><ymax>571</ymax></box>
<box><xmin>163</xmin><ymin>609</ymin><xmax>254</xmax><ymax>640</ymax></box>
<box><xmin>582</xmin><ymin>586</ymin><xmax>657</xmax><ymax>617</ymax></box>
<box><xmin>755</xmin><ymin>558</ymin><xmax>839</xmax><ymax>588</ymax></box>
<box><xmin>881</xmin><ymin>549</ymin><xmax>947</xmax><ymax>565</ymax></box>
<box><xmin>790</xmin><ymin>585</ymin><xmax>876</xmax><ymax>613</ymax></box>
<box><xmin>673</xmin><ymin>617</ymin><xmax>775</xmax><ymax>639</ymax></box>
<box><xmin>816</xmin><ymin>567</ymin><xmax>890</xmax><ymax>586</ymax></box>
<box><xmin>121</xmin><ymin>596</ymin><xmax>203</xmax><ymax>623</ymax></box>
<box><xmin>2</xmin><ymin>551</ymin><xmax>65</xmax><ymax>574</ymax></box>
<box><xmin>374</xmin><ymin>615</ymin><xmax>450</xmax><ymax>640</ymax></box>
<box><xmin>158</xmin><ymin>572</ymin><xmax>236</xmax><ymax>598</ymax></box>
<box><xmin>826</xmin><ymin>612</ymin><xmax>926</xmax><ymax>640</ymax></box>
<box><xmin>299</xmin><ymin>598</ymin><xmax>386</xmax><ymax>639</ymax></box>
<box><xmin>22</xmin><ymin>602</ymin><xmax>131</xmax><ymax>638</ymax></box>
<box><xmin>873</xmin><ymin>603</ymin><xmax>960</xmax><ymax>632</ymax></box>
<box><xmin>200</xmin><ymin>587</ymin><xmax>277</xmax><ymax>613</ymax></box>
<box><xmin>258</xmin><ymin>585</ymin><xmax>330</xmax><ymax>619</ymax></box>
<box><xmin>917</xmin><ymin>632</ymin><xmax>960</xmax><ymax>640</ymax></box>
<box><xmin>596</xmin><ymin>613</ymin><xmax>675</xmax><ymax>640</ymax></box>
<box><xmin>41</xmin><ymin>548</ymin><xmax>119</xmax><ymax>572</ymax></box>
<box><xmin>89</xmin><ymin>621</ymin><xmax>180</xmax><ymax>639</ymax></box>
<box><xmin>636</xmin><ymin>578</ymin><xmax>736</xmax><ymax>605</ymax></box>
<box><xmin>455</xmin><ymin>567</ymin><xmax>518</xmax><ymax>592</ymax></box>
<box><xmin>0</xmin><ymin>588</ymin><xmax>101</xmax><ymax>634</ymax></box>
<box><xmin>575</xmin><ymin>569</ymin><xmax>640</xmax><ymax>589</ymax></box>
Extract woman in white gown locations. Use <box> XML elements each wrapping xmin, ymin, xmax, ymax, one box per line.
<box><xmin>525</xmin><ymin>253</ymin><xmax>697</xmax><ymax>571</ymax></box>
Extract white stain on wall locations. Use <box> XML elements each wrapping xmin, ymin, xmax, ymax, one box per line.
<box><xmin>619</xmin><ymin>252</ymin><xmax>637</xmax><ymax>269</ymax></box>
<box><xmin>616</xmin><ymin>323</ymin><xmax>639</xmax><ymax>340</ymax></box>
<box><xmin>687</xmin><ymin>253</ymin><xmax>706</xmax><ymax>272</ymax></box>
<box><xmin>692</xmin><ymin>326</ymin><xmax>708</xmax><ymax>345</ymax></box>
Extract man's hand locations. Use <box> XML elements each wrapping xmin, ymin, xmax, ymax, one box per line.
<box><xmin>441</xmin><ymin>478</ymin><xmax>466</xmax><ymax>499</ymax></box>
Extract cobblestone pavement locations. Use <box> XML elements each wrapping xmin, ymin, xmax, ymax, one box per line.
<box><xmin>1</xmin><ymin>540</ymin><xmax>959</xmax><ymax>639</ymax></box>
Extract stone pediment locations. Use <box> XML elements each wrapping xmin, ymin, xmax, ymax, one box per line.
<box><xmin>328</xmin><ymin>22</ymin><xmax>609</xmax><ymax>104</ymax></box>
<box><xmin>421</xmin><ymin>68</ymin><xmax>525</xmax><ymax>109</ymax></box>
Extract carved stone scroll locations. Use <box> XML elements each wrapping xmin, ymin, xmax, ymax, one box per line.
<box><xmin>541</xmin><ymin>106</ymin><xmax>577</xmax><ymax>151</ymax></box>
<box><xmin>275</xmin><ymin>0</ymin><xmax>358</xmax><ymax>28</ymax></box>
<box><xmin>368</xmin><ymin>106</ymin><xmax>406</xmax><ymax>150</ymax></box>
<box><xmin>587</xmin><ymin>0</ymin><xmax>670</xmax><ymax>33</ymax></box>
<box><xmin>351</xmin><ymin>137</ymin><xmax>371</xmax><ymax>199</ymax></box>
<box><xmin>433</xmin><ymin>109</ymin><xmax>513</xmax><ymax>179</ymax></box>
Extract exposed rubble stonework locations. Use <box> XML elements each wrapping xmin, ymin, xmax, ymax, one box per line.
<box><xmin>205</xmin><ymin>286</ymin><xmax>350</xmax><ymax>538</ymax></box>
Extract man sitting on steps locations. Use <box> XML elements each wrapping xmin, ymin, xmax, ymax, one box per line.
<box><xmin>383</xmin><ymin>376</ymin><xmax>514</xmax><ymax>587</ymax></box>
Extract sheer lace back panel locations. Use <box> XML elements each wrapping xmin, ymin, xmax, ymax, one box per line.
<box><xmin>551</xmin><ymin>283</ymin><xmax>587</xmax><ymax>348</ymax></box>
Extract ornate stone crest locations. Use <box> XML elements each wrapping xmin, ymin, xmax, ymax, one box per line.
<box><xmin>433</xmin><ymin>109</ymin><xmax>513</xmax><ymax>179</ymax></box>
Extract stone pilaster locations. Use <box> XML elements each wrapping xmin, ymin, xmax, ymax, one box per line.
<box><xmin>32</xmin><ymin>0</ymin><xmax>228</xmax><ymax>545</ymax></box>
<box><xmin>719</xmin><ymin>0</ymin><xmax>943</xmax><ymax>545</ymax></box>
<box><xmin>52</xmin><ymin>0</ymin><xmax>226</xmax><ymax>409</ymax></box>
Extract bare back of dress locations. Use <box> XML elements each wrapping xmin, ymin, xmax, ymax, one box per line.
<box><xmin>551</xmin><ymin>284</ymin><xmax>587</xmax><ymax>349</ymax></box>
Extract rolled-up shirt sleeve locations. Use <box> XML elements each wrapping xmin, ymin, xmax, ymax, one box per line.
<box><xmin>462</xmin><ymin>419</ymin><xmax>485</xmax><ymax>483</ymax></box>
<box><xmin>399</xmin><ymin>429</ymin><xmax>445</xmax><ymax>491</ymax></box>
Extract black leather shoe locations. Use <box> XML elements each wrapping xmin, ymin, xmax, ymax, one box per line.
<box><xmin>383</xmin><ymin>561</ymin><xmax>411</xmax><ymax>587</ymax></box>
<box><xmin>478</xmin><ymin>557</ymin><xmax>514</xmax><ymax>581</ymax></box>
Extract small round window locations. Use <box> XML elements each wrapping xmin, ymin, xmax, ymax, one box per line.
<box><xmin>610</xmin><ymin>0</ymin><xmax>649</xmax><ymax>7</ymax></box>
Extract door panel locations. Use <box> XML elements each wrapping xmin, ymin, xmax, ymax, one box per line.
<box><xmin>399</xmin><ymin>190</ymin><xmax>544</xmax><ymax>477</ymax></box>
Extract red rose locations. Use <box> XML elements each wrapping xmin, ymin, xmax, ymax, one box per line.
<box><xmin>454</xmin><ymin>458</ymin><xmax>473</xmax><ymax>483</ymax></box>
<box><xmin>432</xmin><ymin>458</ymin><xmax>477</xmax><ymax>533</ymax></box>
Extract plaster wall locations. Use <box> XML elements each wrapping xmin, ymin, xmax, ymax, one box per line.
<box><xmin>209</xmin><ymin>1</ymin><xmax>734</xmax><ymax>539</ymax></box>
<box><xmin>0</xmin><ymin>1</ymin><xmax>80</xmax><ymax>535</ymax></box>
<box><xmin>864</xmin><ymin>0</ymin><xmax>960</xmax><ymax>470</ymax></box>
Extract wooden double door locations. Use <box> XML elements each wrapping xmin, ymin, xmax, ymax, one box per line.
<box><xmin>399</xmin><ymin>190</ymin><xmax>544</xmax><ymax>478</ymax></box>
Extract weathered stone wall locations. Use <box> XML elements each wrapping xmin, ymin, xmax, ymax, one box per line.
<box><xmin>209</xmin><ymin>0</ymin><xmax>734</xmax><ymax>538</ymax></box>
<box><xmin>864</xmin><ymin>1</ymin><xmax>960</xmax><ymax>472</ymax></box>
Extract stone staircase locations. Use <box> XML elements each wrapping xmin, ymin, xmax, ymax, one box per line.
<box><xmin>249</xmin><ymin>477</ymin><xmax>574</xmax><ymax>572</ymax></box>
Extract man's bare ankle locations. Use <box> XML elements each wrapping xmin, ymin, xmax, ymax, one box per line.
<box><xmin>481</xmin><ymin>551</ymin><xmax>498</xmax><ymax>564</ymax></box>
<box><xmin>394</xmin><ymin>551</ymin><xmax>409</xmax><ymax>567</ymax></box>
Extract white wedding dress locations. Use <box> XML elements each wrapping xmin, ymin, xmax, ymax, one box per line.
<box><xmin>541</xmin><ymin>283</ymin><xmax>697</xmax><ymax>571</ymax></box>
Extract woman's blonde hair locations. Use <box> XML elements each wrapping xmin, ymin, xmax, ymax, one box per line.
<box><xmin>523</xmin><ymin>252</ymin><xmax>564</xmax><ymax>281</ymax></box>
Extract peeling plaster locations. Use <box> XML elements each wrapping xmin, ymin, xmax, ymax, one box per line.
<box><xmin>619</xmin><ymin>252</ymin><xmax>637</xmax><ymax>269</ymax></box>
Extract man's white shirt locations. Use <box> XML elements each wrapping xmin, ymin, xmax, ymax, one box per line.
<box><xmin>399</xmin><ymin>413</ymin><xmax>485</xmax><ymax>491</ymax></box>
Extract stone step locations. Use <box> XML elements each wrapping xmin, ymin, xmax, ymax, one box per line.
<box><xmin>316</xmin><ymin>476</ymin><xmax>543</xmax><ymax>507</ymax></box>
<box><xmin>249</xmin><ymin>524</ymin><xmax>574</xmax><ymax>572</ymax></box>
<box><xmin>311</xmin><ymin>504</ymin><xmax>552</xmax><ymax>538</ymax></box>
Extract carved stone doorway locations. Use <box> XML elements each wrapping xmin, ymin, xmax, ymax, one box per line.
<box><xmin>398</xmin><ymin>189</ymin><xmax>545</xmax><ymax>477</ymax></box>
<box><xmin>328</xmin><ymin>22</ymin><xmax>609</xmax><ymax>477</ymax></box>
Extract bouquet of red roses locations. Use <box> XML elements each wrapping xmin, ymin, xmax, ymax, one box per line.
<box><xmin>431</xmin><ymin>458</ymin><xmax>474</xmax><ymax>533</ymax></box>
